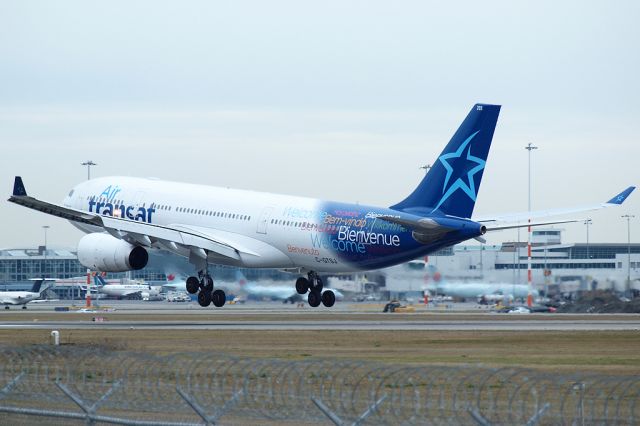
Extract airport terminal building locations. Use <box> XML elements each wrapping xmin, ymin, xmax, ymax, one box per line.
<box><xmin>2</xmin><ymin>228</ymin><xmax>639</xmax><ymax>298</ymax></box>
<box><xmin>0</xmin><ymin>247</ymin><xmax>165</xmax><ymax>283</ymax></box>
<box><xmin>421</xmin><ymin>229</ymin><xmax>640</xmax><ymax>294</ymax></box>
<box><xmin>0</xmin><ymin>246</ymin><xmax>290</xmax><ymax>299</ymax></box>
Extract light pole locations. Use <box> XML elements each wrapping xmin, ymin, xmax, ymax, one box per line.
<box><xmin>525</xmin><ymin>143</ymin><xmax>538</xmax><ymax>305</ymax></box>
<box><xmin>622</xmin><ymin>215</ymin><xmax>635</xmax><ymax>295</ymax></box>
<box><xmin>42</xmin><ymin>225</ymin><xmax>50</xmax><ymax>278</ymax></box>
<box><xmin>479</xmin><ymin>243</ymin><xmax>483</xmax><ymax>279</ymax></box>
<box><xmin>584</xmin><ymin>219</ymin><xmax>592</xmax><ymax>261</ymax></box>
<box><xmin>82</xmin><ymin>160</ymin><xmax>97</xmax><ymax>180</ymax></box>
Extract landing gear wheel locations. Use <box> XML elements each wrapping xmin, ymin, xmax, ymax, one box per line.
<box><xmin>21</xmin><ymin>305</ymin><xmax>27</xmax><ymax>310</ymax></box>
<box><xmin>198</xmin><ymin>290</ymin><xmax>212</xmax><ymax>307</ymax></box>
<box><xmin>186</xmin><ymin>277</ymin><xmax>200</xmax><ymax>294</ymax></box>
<box><xmin>212</xmin><ymin>289</ymin><xmax>226</xmax><ymax>307</ymax></box>
<box><xmin>4</xmin><ymin>306</ymin><xmax>9</xmax><ymax>310</ymax></box>
<box><xmin>321</xmin><ymin>290</ymin><xmax>336</xmax><ymax>308</ymax></box>
<box><xmin>202</xmin><ymin>276</ymin><xmax>214</xmax><ymax>292</ymax></box>
<box><xmin>308</xmin><ymin>290</ymin><xmax>321</xmax><ymax>308</ymax></box>
<box><xmin>295</xmin><ymin>277</ymin><xmax>309</xmax><ymax>294</ymax></box>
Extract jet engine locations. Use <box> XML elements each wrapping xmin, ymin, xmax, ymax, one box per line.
<box><xmin>77</xmin><ymin>233</ymin><xmax>148</xmax><ymax>272</ymax></box>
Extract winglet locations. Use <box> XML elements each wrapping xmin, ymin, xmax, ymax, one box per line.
<box><xmin>12</xmin><ymin>176</ymin><xmax>27</xmax><ymax>197</ymax></box>
<box><xmin>606</xmin><ymin>186</ymin><xmax>635</xmax><ymax>205</ymax></box>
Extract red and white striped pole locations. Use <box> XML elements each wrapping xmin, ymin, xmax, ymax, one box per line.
<box><xmin>525</xmin><ymin>143</ymin><xmax>538</xmax><ymax>307</ymax></box>
<box><xmin>527</xmin><ymin>218</ymin><xmax>533</xmax><ymax>307</ymax></box>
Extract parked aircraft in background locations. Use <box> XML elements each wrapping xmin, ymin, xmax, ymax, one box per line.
<box><xmin>0</xmin><ymin>278</ymin><xmax>55</xmax><ymax>309</ymax></box>
<box><xmin>432</xmin><ymin>280</ymin><xmax>533</xmax><ymax>303</ymax></box>
<box><xmin>8</xmin><ymin>104</ymin><xmax>634</xmax><ymax>309</ymax></box>
<box><xmin>384</xmin><ymin>261</ymin><xmax>535</xmax><ymax>302</ymax></box>
<box><xmin>93</xmin><ymin>275</ymin><xmax>162</xmax><ymax>300</ymax></box>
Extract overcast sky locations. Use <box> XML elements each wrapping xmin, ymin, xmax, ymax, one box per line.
<box><xmin>1</xmin><ymin>0</ymin><xmax>639</xmax><ymax>249</ymax></box>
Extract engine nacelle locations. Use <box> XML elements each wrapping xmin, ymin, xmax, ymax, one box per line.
<box><xmin>77</xmin><ymin>233</ymin><xmax>148</xmax><ymax>272</ymax></box>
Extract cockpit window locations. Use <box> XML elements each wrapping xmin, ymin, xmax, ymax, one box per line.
<box><xmin>68</xmin><ymin>189</ymin><xmax>75</xmax><ymax>197</ymax></box>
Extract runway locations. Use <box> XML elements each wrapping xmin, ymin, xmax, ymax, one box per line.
<box><xmin>1</xmin><ymin>319</ymin><xmax>640</xmax><ymax>330</ymax></box>
<box><xmin>2</xmin><ymin>300</ymin><xmax>639</xmax><ymax>330</ymax></box>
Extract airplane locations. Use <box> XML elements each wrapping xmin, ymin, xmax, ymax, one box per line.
<box><xmin>0</xmin><ymin>278</ymin><xmax>55</xmax><ymax>309</ymax></box>
<box><xmin>385</xmin><ymin>260</ymin><xmax>534</xmax><ymax>302</ymax></box>
<box><xmin>93</xmin><ymin>275</ymin><xmax>162</xmax><ymax>300</ymax></box>
<box><xmin>7</xmin><ymin>104</ymin><xmax>635</xmax><ymax>309</ymax></box>
<box><xmin>429</xmin><ymin>280</ymin><xmax>534</xmax><ymax>303</ymax></box>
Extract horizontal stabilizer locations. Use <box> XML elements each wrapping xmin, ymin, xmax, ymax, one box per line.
<box><xmin>378</xmin><ymin>214</ymin><xmax>485</xmax><ymax>245</ymax></box>
<box><xmin>379</xmin><ymin>215</ymin><xmax>455</xmax><ymax>234</ymax></box>
<box><xmin>485</xmin><ymin>219</ymin><xmax>577</xmax><ymax>232</ymax></box>
<box><xmin>475</xmin><ymin>186</ymin><xmax>636</xmax><ymax>225</ymax></box>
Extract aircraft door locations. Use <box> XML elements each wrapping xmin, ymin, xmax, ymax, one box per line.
<box><xmin>256</xmin><ymin>207</ymin><xmax>274</xmax><ymax>234</ymax></box>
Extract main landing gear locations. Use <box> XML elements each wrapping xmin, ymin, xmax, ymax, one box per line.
<box><xmin>295</xmin><ymin>271</ymin><xmax>335</xmax><ymax>308</ymax></box>
<box><xmin>186</xmin><ymin>271</ymin><xmax>226</xmax><ymax>308</ymax></box>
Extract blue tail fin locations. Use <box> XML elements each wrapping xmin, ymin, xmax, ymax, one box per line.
<box><xmin>391</xmin><ymin>104</ymin><xmax>501</xmax><ymax>218</ymax></box>
<box><xmin>94</xmin><ymin>275</ymin><xmax>107</xmax><ymax>288</ymax></box>
<box><xmin>30</xmin><ymin>279</ymin><xmax>44</xmax><ymax>293</ymax></box>
<box><xmin>29</xmin><ymin>278</ymin><xmax>53</xmax><ymax>293</ymax></box>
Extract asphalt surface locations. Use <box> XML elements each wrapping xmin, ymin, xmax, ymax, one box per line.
<box><xmin>1</xmin><ymin>319</ymin><xmax>639</xmax><ymax>331</ymax></box>
<box><xmin>1</xmin><ymin>300</ymin><xmax>639</xmax><ymax>330</ymax></box>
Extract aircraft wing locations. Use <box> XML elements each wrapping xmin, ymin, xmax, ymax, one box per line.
<box><xmin>8</xmin><ymin>177</ymin><xmax>257</xmax><ymax>261</ymax></box>
<box><xmin>476</xmin><ymin>186</ymin><xmax>635</xmax><ymax>231</ymax></box>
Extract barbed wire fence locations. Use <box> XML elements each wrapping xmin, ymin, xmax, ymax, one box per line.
<box><xmin>0</xmin><ymin>345</ymin><xmax>638</xmax><ymax>425</ymax></box>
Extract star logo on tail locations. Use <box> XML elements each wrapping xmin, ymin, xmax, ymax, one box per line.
<box><xmin>433</xmin><ymin>131</ymin><xmax>485</xmax><ymax>211</ymax></box>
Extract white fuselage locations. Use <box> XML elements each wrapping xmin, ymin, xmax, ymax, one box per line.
<box><xmin>63</xmin><ymin>176</ymin><xmax>408</xmax><ymax>273</ymax></box>
<box><xmin>0</xmin><ymin>291</ymin><xmax>41</xmax><ymax>305</ymax></box>
<box><xmin>429</xmin><ymin>282</ymin><xmax>533</xmax><ymax>299</ymax></box>
<box><xmin>98</xmin><ymin>284</ymin><xmax>160</xmax><ymax>299</ymax></box>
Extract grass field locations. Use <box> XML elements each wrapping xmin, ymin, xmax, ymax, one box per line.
<box><xmin>2</xmin><ymin>327</ymin><xmax>638</xmax><ymax>374</ymax></box>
